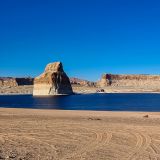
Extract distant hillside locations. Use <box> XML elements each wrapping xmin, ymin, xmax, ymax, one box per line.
<box><xmin>70</xmin><ymin>77</ymin><xmax>96</xmax><ymax>87</ymax></box>
<box><xmin>98</xmin><ymin>74</ymin><xmax>160</xmax><ymax>88</ymax></box>
<box><xmin>0</xmin><ymin>77</ymin><xmax>96</xmax><ymax>87</ymax></box>
<box><xmin>0</xmin><ymin>77</ymin><xmax>34</xmax><ymax>87</ymax></box>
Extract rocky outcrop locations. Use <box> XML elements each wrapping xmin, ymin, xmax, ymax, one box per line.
<box><xmin>98</xmin><ymin>74</ymin><xmax>160</xmax><ymax>87</ymax></box>
<box><xmin>97</xmin><ymin>74</ymin><xmax>112</xmax><ymax>87</ymax></box>
<box><xmin>0</xmin><ymin>78</ymin><xmax>18</xmax><ymax>87</ymax></box>
<box><xmin>0</xmin><ymin>77</ymin><xmax>34</xmax><ymax>87</ymax></box>
<box><xmin>33</xmin><ymin>62</ymin><xmax>73</xmax><ymax>96</ymax></box>
<box><xmin>70</xmin><ymin>78</ymin><xmax>96</xmax><ymax>87</ymax></box>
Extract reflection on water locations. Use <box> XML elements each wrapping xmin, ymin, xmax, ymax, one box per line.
<box><xmin>0</xmin><ymin>93</ymin><xmax>160</xmax><ymax>111</ymax></box>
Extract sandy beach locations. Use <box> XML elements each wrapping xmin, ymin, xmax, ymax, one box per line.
<box><xmin>0</xmin><ymin>108</ymin><xmax>160</xmax><ymax>159</ymax></box>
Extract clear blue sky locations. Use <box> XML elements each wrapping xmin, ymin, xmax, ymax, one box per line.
<box><xmin>0</xmin><ymin>0</ymin><xmax>160</xmax><ymax>81</ymax></box>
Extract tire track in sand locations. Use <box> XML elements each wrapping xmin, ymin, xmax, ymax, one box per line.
<box><xmin>0</xmin><ymin>133</ymin><xmax>58</xmax><ymax>155</ymax></box>
<box><xmin>148</xmin><ymin>139</ymin><xmax>160</xmax><ymax>160</ymax></box>
<box><xmin>148</xmin><ymin>145</ymin><xmax>158</xmax><ymax>160</ymax></box>
<box><xmin>127</xmin><ymin>131</ymin><xmax>151</xmax><ymax>160</ymax></box>
<box><xmin>61</xmin><ymin>127</ymin><xmax>112</xmax><ymax>160</ymax></box>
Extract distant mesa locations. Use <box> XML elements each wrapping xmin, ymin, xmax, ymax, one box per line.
<box><xmin>98</xmin><ymin>73</ymin><xmax>160</xmax><ymax>87</ymax></box>
<box><xmin>70</xmin><ymin>77</ymin><xmax>96</xmax><ymax>87</ymax></box>
<box><xmin>0</xmin><ymin>77</ymin><xmax>33</xmax><ymax>87</ymax></box>
<box><xmin>33</xmin><ymin>62</ymin><xmax>73</xmax><ymax>96</ymax></box>
<box><xmin>98</xmin><ymin>74</ymin><xmax>112</xmax><ymax>87</ymax></box>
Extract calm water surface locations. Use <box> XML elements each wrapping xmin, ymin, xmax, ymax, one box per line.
<box><xmin>0</xmin><ymin>93</ymin><xmax>160</xmax><ymax>111</ymax></box>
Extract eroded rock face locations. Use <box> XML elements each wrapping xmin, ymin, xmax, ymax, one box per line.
<box><xmin>33</xmin><ymin>62</ymin><xmax>73</xmax><ymax>95</ymax></box>
<box><xmin>0</xmin><ymin>78</ymin><xmax>18</xmax><ymax>87</ymax></box>
<box><xmin>98</xmin><ymin>74</ymin><xmax>160</xmax><ymax>87</ymax></box>
<box><xmin>0</xmin><ymin>77</ymin><xmax>34</xmax><ymax>87</ymax></box>
<box><xmin>70</xmin><ymin>77</ymin><xmax>96</xmax><ymax>87</ymax></box>
<box><xmin>97</xmin><ymin>74</ymin><xmax>112</xmax><ymax>87</ymax></box>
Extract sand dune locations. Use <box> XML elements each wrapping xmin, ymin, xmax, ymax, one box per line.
<box><xmin>0</xmin><ymin>109</ymin><xmax>160</xmax><ymax>159</ymax></box>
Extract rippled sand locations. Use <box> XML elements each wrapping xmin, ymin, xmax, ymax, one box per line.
<box><xmin>0</xmin><ymin>108</ymin><xmax>160</xmax><ymax>159</ymax></box>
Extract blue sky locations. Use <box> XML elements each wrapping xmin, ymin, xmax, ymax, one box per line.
<box><xmin>0</xmin><ymin>0</ymin><xmax>160</xmax><ymax>81</ymax></box>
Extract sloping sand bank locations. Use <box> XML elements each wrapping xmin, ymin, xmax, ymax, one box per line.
<box><xmin>0</xmin><ymin>108</ymin><xmax>160</xmax><ymax>160</ymax></box>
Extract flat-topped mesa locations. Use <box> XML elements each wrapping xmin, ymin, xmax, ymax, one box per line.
<box><xmin>33</xmin><ymin>62</ymin><xmax>73</xmax><ymax>96</ymax></box>
<box><xmin>98</xmin><ymin>73</ymin><xmax>160</xmax><ymax>87</ymax></box>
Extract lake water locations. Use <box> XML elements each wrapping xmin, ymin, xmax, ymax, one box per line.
<box><xmin>0</xmin><ymin>93</ymin><xmax>160</xmax><ymax>111</ymax></box>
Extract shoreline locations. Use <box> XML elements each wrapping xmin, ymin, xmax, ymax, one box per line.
<box><xmin>1</xmin><ymin>107</ymin><xmax>160</xmax><ymax>113</ymax></box>
<box><xmin>1</xmin><ymin>85</ymin><xmax>160</xmax><ymax>95</ymax></box>
<box><xmin>0</xmin><ymin>107</ymin><xmax>160</xmax><ymax>120</ymax></box>
<box><xmin>1</xmin><ymin>91</ymin><xmax>160</xmax><ymax>96</ymax></box>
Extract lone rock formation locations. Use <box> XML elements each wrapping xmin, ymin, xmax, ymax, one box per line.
<box><xmin>33</xmin><ymin>62</ymin><xmax>73</xmax><ymax>95</ymax></box>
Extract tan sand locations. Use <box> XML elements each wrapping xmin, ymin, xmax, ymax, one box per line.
<box><xmin>0</xmin><ymin>109</ymin><xmax>160</xmax><ymax>159</ymax></box>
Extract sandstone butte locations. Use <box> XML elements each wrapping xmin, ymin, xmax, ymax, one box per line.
<box><xmin>33</xmin><ymin>62</ymin><xmax>73</xmax><ymax>96</ymax></box>
<box><xmin>98</xmin><ymin>73</ymin><xmax>160</xmax><ymax>87</ymax></box>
